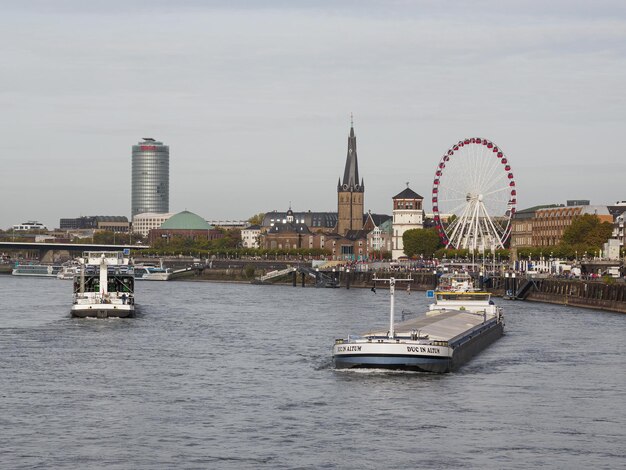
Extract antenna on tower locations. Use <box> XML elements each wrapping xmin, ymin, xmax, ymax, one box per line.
<box><xmin>350</xmin><ymin>112</ymin><xmax>354</xmax><ymax>127</ymax></box>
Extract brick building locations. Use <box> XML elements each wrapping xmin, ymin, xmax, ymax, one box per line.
<box><xmin>262</xmin><ymin>209</ymin><xmax>313</xmax><ymax>250</ymax></box>
<box><xmin>510</xmin><ymin>205</ymin><xmax>561</xmax><ymax>248</ymax></box>
<box><xmin>532</xmin><ymin>204</ymin><xmax>612</xmax><ymax>246</ymax></box>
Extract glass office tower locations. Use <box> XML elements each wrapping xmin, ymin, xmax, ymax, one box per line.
<box><xmin>131</xmin><ymin>138</ymin><xmax>170</xmax><ymax>217</ymax></box>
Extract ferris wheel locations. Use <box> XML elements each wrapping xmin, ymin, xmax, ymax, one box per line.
<box><xmin>431</xmin><ymin>137</ymin><xmax>516</xmax><ymax>251</ymax></box>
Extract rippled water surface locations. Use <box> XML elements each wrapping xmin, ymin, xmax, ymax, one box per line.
<box><xmin>0</xmin><ymin>276</ymin><xmax>624</xmax><ymax>469</ymax></box>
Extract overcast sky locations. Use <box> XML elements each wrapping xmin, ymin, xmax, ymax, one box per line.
<box><xmin>2</xmin><ymin>0</ymin><xmax>626</xmax><ymax>230</ymax></box>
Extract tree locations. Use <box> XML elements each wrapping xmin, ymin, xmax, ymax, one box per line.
<box><xmin>403</xmin><ymin>228</ymin><xmax>442</xmax><ymax>258</ymax></box>
<box><xmin>248</xmin><ymin>213</ymin><xmax>265</xmax><ymax>225</ymax></box>
<box><xmin>444</xmin><ymin>214</ymin><xmax>457</xmax><ymax>227</ymax></box>
<box><xmin>562</xmin><ymin>214</ymin><xmax>613</xmax><ymax>249</ymax></box>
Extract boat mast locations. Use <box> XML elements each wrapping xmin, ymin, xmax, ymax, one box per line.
<box><xmin>389</xmin><ymin>277</ymin><xmax>396</xmax><ymax>338</ymax></box>
<box><xmin>79</xmin><ymin>257</ymin><xmax>85</xmax><ymax>295</ymax></box>
<box><xmin>373</xmin><ymin>276</ymin><xmax>412</xmax><ymax>339</ymax></box>
<box><xmin>99</xmin><ymin>254</ymin><xmax>108</xmax><ymax>296</ymax></box>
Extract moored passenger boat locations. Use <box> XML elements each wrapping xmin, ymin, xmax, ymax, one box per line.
<box><xmin>134</xmin><ymin>265</ymin><xmax>171</xmax><ymax>281</ymax></box>
<box><xmin>12</xmin><ymin>264</ymin><xmax>63</xmax><ymax>277</ymax></box>
<box><xmin>71</xmin><ymin>252</ymin><xmax>135</xmax><ymax>318</ymax></box>
<box><xmin>332</xmin><ymin>273</ymin><xmax>504</xmax><ymax>373</ymax></box>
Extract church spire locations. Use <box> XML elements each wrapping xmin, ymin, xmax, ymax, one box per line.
<box><xmin>336</xmin><ymin>117</ymin><xmax>365</xmax><ymax>235</ymax></box>
<box><xmin>339</xmin><ymin>117</ymin><xmax>363</xmax><ymax>193</ymax></box>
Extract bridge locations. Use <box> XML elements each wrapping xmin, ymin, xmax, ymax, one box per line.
<box><xmin>0</xmin><ymin>242</ymin><xmax>149</xmax><ymax>262</ymax></box>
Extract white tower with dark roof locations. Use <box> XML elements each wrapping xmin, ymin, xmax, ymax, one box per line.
<box><xmin>392</xmin><ymin>184</ymin><xmax>424</xmax><ymax>260</ymax></box>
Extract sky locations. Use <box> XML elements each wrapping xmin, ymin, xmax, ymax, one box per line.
<box><xmin>2</xmin><ymin>0</ymin><xmax>626</xmax><ymax>230</ymax></box>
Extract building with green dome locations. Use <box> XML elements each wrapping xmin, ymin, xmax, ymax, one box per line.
<box><xmin>148</xmin><ymin>210</ymin><xmax>222</xmax><ymax>243</ymax></box>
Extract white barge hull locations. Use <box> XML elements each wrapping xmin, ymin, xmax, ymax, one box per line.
<box><xmin>71</xmin><ymin>304</ymin><xmax>134</xmax><ymax>318</ymax></box>
<box><xmin>333</xmin><ymin>342</ymin><xmax>454</xmax><ymax>373</ymax></box>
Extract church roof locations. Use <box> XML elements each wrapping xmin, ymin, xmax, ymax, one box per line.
<box><xmin>267</xmin><ymin>222</ymin><xmax>311</xmax><ymax>235</ymax></box>
<box><xmin>160</xmin><ymin>211</ymin><xmax>211</xmax><ymax>230</ymax></box>
<box><xmin>262</xmin><ymin>211</ymin><xmax>337</xmax><ymax>229</ymax></box>
<box><xmin>364</xmin><ymin>213</ymin><xmax>392</xmax><ymax>226</ymax></box>
<box><xmin>343</xmin><ymin>229</ymin><xmax>369</xmax><ymax>241</ymax></box>
<box><xmin>379</xmin><ymin>219</ymin><xmax>393</xmax><ymax>232</ymax></box>
<box><xmin>393</xmin><ymin>187</ymin><xmax>423</xmax><ymax>200</ymax></box>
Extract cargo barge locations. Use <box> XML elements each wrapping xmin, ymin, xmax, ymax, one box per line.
<box><xmin>71</xmin><ymin>252</ymin><xmax>135</xmax><ymax>318</ymax></box>
<box><xmin>332</xmin><ymin>273</ymin><xmax>504</xmax><ymax>373</ymax></box>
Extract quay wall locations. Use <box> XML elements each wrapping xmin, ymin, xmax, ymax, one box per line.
<box><xmin>183</xmin><ymin>266</ymin><xmax>626</xmax><ymax>314</ymax></box>
<box><xmin>176</xmin><ymin>266</ymin><xmax>438</xmax><ymax>289</ymax></box>
<box><xmin>525</xmin><ymin>279</ymin><xmax>626</xmax><ymax>314</ymax></box>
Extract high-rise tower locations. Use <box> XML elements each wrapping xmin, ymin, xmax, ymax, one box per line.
<box><xmin>131</xmin><ymin>138</ymin><xmax>169</xmax><ymax>218</ymax></box>
<box><xmin>336</xmin><ymin>121</ymin><xmax>364</xmax><ymax>235</ymax></box>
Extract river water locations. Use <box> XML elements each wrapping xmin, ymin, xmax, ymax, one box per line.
<box><xmin>0</xmin><ymin>276</ymin><xmax>624</xmax><ymax>469</ymax></box>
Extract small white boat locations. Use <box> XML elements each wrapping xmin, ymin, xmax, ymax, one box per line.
<box><xmin>429</xmin><ymin>272</ymin><xmax>500</xmax><ymax>314</ymax></box>
<box><xmin>71</xmin><ymin>252</ymin><xmax>135</xmax><ymax>318</ymax></box>
<box><xmin>57</xmin><ymin>264</ymin><xmax>80</xmax><ymax>280</ymax></box>
<box><xmin>332</xmin><ymin>273</ymin><xmax>504</xmax><ymax>373</ymax></box>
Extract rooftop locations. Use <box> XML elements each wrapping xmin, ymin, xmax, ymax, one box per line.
<box><xmin>393</xmin><ymin>187</ymin><xmax>424</xmax><ymax>200</ymax></box>
<box><xmin>160</xmin><ymin>211</ymin><xmax>211</xmax><ymax>230</ymax></box>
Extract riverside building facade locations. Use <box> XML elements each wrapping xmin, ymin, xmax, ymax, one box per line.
<box><xmin>532</xmin><ymin>203</ymin><xmax>612</xmax><ymax>247</ymax></box>
<box><xmin>131</xmin><ymin>138</ymin><xmax>170</xmax><ymax>218</ymax></box>
<box><xmin>131</xmin><ymin>212</ymin><xmax>175</xmax><ymax>237</ymax></box>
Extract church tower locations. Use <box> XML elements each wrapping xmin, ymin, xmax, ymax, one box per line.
<box><xmin>336</xmin><ymin>119</ymin><xmax>364</xmax><ymax>235</ymax></box>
